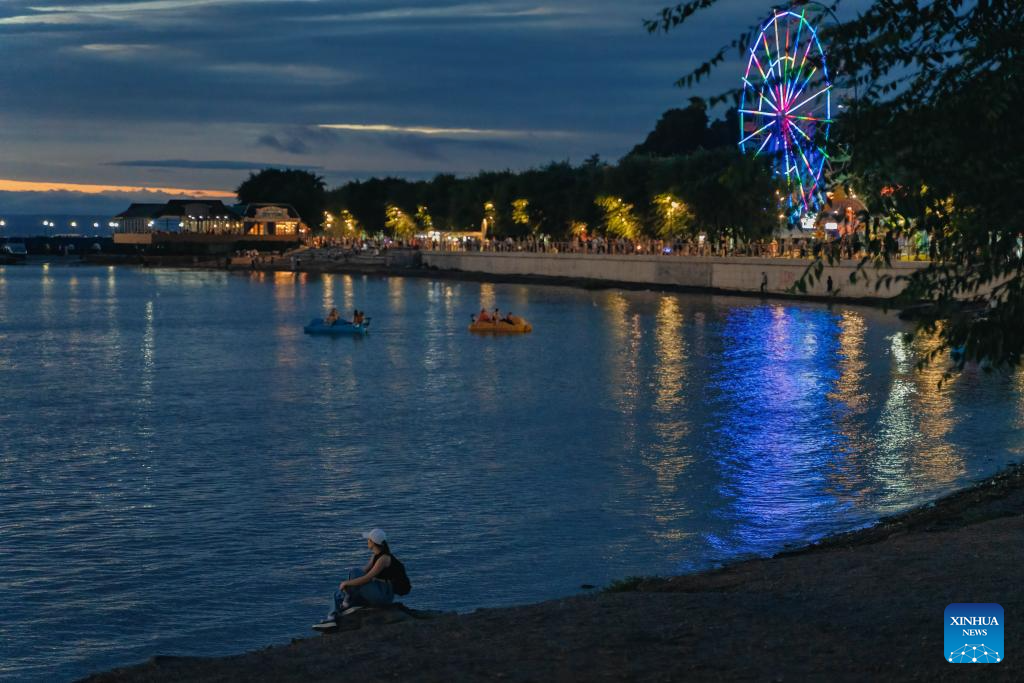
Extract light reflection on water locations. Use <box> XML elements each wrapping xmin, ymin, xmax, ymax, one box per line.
<box><xmin>0</xmin><ymin>264</ymin><xmax>1022</xmax><ymax>681</ymax></box>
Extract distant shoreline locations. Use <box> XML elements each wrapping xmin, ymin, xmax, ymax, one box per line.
<box><xmin>82</xmin><ymin>464</ymin><xmax>1024</xmax><ymax>681</ymax></box>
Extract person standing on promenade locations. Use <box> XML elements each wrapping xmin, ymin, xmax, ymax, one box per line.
<box><xmin>313</xmin><ymin>529</ymin><xmax>410</xmax><ymax>631</ymax></box>
<box><xmin>760</xmin><ymin>272</ymin><xmax>768</xmax><ymax>294</ymax></box>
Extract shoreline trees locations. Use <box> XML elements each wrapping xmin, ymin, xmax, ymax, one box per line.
<box><xmin>242</xmin><ymin>100</ymin><xmax>780</xmax><ymax>246</ymax></box>
<box><xmin>647</xmin><ymin>0</ymin><xmax>1024</xmax><ymax>370</ymax></box>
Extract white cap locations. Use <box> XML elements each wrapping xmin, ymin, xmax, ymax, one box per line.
<box><xmin>361</xmin><ymin>528</ymin><xmax>387</xmax><ymax>544</ymax></box>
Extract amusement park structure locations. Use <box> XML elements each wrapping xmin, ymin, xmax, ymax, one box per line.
<box><xmin>739</xmin><ymin>7</ymin><xmax>833</xmax><ymax>224</ymax></box>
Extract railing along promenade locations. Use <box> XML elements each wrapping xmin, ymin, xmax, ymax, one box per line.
<box><xmin>421</xmin><ymin>236</ymin><xmax>933</xmax><ymax>263</ymax></box>
<box><xmin>418</xmin><ymin>238</ymin><xmax>932</xmax><ymax>300</ymax></box>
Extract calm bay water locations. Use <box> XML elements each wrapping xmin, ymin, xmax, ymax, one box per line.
<box><xmin>1</xmin><ymin>263</ymin><xmax>1022</xmax><ymax>680</ymax></box>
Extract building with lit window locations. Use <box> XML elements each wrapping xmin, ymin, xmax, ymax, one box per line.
<box><xmin>111</xmin><ymin>199</ymin><xmax>305</xmax><ymax>249</ymax></box>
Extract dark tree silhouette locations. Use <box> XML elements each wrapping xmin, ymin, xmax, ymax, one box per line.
<box><xmin>628</xmin><ymin>98</ymin><xmax>711</xmax><ymax>158</ymax></box>
<box><xmin>236</xmin><ymin>169</ymin><xmax>327</xmax><ymax>228</ymax></box>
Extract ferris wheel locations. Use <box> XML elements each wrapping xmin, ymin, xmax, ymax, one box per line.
<box><xmin>739</xmin><ymin>8</ymin><xmax>832</xmax><ymax>222</ymax></box>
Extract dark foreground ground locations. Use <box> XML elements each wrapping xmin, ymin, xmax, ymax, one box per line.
<box><xmin>84</xmin><ymin>466</ymin><xmax>1024</xmax><ymax>682</ymax></box>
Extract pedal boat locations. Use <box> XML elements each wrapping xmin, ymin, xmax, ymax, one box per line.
<box><xmin>304</xmin><ymin>318</ymin><xmax>370</xmax><ymax>336</ymax></box>
<box><xmin>468</xmin><ymin>316</ymin><xmax>532</xmax><ymax>334</ymax></box>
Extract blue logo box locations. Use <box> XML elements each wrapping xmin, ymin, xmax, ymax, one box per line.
<box><xmin>945</xmin><ymin>603</ymin><xmax>1004</xmax><ymax>663</ymax></box>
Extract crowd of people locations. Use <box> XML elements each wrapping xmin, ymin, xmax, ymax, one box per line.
<box><xmin>424</xmin><ymin>232</ymin><xmax>932</xmax><ymax>261</ymax></box>
<box><xmin>308</xmin><ymin>233</ymin><xmax>932</xmax><ymax>262</ymax></box>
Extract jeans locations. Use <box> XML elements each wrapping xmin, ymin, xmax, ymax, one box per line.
<box><xmin>329</xmin><ymin>567</ymin><xmax>394</xmax><ymax>618</ymax></box>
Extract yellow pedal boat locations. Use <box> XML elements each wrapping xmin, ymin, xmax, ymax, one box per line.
<box><xmin>469</xmin><ymin>316</ymin><xmax>533</xmax><ymax>334</ymax></box>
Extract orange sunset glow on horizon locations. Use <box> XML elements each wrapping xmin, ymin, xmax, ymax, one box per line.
<box><xmin>0</xmin><ymin>178</ymin><xmax>235</xmax><ymax>198</ymax></box>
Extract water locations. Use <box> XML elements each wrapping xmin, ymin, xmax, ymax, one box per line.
<box><xmin>0</xmin><ymin>215</ymin><xmax>112</xmax><ymax>239</ymax></box>
<box><xmin>1</xmin><ymin>263</ymin><xmax>1021</xmax><ymax>681</ymax></box>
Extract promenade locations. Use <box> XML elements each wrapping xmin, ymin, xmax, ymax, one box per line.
<box><xmin>287</xmin><ymin>233</ymin><xmax>934</xmax><ymax>301</ymax></box>
<box><xmin>420</xmin><ymin>249</ymin><xmax>929</xmax><ymax>300</ymax></box>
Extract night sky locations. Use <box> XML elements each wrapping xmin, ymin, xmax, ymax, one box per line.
<box><xmin>0</xmin><ymin>0</ymin><xmax>863</xmax><ymax>214</ymax></box>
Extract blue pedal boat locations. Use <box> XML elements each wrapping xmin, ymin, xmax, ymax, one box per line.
<box><xmin>303</xmin><ymin>318</ymin><xmax>370</xmax><ymax>336</ymax></box>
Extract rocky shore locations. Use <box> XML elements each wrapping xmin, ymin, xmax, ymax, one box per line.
<box><xmin>84</xmin><ymin>465</ymin><xmax>1023</xmax><ymax>682</ymax></box>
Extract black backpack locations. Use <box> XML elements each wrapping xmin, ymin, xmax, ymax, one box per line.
<box><xmin>389</xmin><ymin>556</ymin><xmax>412</xmax><ymax>596</ymax></box>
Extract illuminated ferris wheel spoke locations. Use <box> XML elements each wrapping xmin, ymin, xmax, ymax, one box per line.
<box><xmin>773</xmin><ymin>13</ymin><xmax>782</xmax><ymax>78</ymax></box>
<box><xmin>788</xmin><ymin>114</ymin><xmax>830</xmax><ymax>123</ymax></box>
<box><xmin>738</xmin><ymin>109</ymin><xmax>777</xmax><ymax>118</ymax></box>
<box><xmin>754</xmin><ymin>132</ymin><xmax>774</xmax><ymax>157</ymax></box>
<box><xmin>749</xmin><ymin>51</ymin><xmax>769</xmax><ymax>82</ymax></box>
<box><xmin>788</xmin><ymin>66</ymin><xmax>819</xmax><ymax>109</ymax></box>
<box><xmin>795</xmin><ymin>169</ymin><xmax>809</xmax><ymax>211</ymax></box>
<box><xmin>791</xmin><ymin>11</ymin><xmax>805</xmax><ymax>65</ymax></box>
<box><xmin>756</xmin><ymin>87</ymin><xmax>779</xmax><ymax>112</ymax></box>
<box><xmin>799</xmin><ymin>32</ymin><xmax>814</xmax><ymax>72</ymax></box>
<box><xmin>795</xmin><ymin>141</ymin><xmax>820</xmax><ymax>186</ymax></box>
<box><xmin>790</xmin><ymin>83</ymin><xmax>833</xmax><ymax>116</ymax></box>
<box><xmin>788</xmin><ymin>123</ymin><xmax>823</xmax><ymax>148</ymax></box>
<box><xmin>740</xmin><ymin>121</ymin><xmax>776</xmax><ymax>146</ymax></box>
<box><xmin>760</xmin><ymin>31</ymin><xmax>777</xmax><ymax>79</ymax></box>
<box><xmin>790</xmin><ymin>42</ymin><xmax>812</xmax><ymax>98</ymax></box>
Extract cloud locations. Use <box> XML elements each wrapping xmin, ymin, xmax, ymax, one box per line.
<box><xmin>208</xmin><ymin>62</ymin><xmax>356</xmax><ymax>84</ymax></box>
<box><xmin>32</xmin><ymin>0</ymin><xmax>252</xmax><ymax>11</ymax></box>
<box><xmin>256</xmin><ymin>126</ymin><xmax>346</xmax><ymax>155</ymax></box>
<box><xmin>79</xmin><ymin>42</ymin><xmax>158</xmax><ymax>54</ymax></box>
<box><xmin>376</xmin><ymin>134</ymin><xmax>528</xmax><ymax>162</ymax></box>
<box><xmin>304</xmin><ymin>2</ymin><xmax>579</xmax><ymax>23</ymax></box>
<box><xmin>1</xmin><ymin>0</ymin><xmax>315</xmax><ymax>26</ymax></box>
<box><xmin>0</xmin><ymin>177</ymin><xmax>232</xmax><ymax>197</ymax></box>
<box><xmin>68</xmin><ymin>42</ymin><xmax>195</xmax><ymax>60</ymax></box>
<box><xmin>108</xmin><ymin>159</ymin><xmax>323</xmax><ymax>171</ymax></box>
<box><xmin>318</xmin><ymin>123</ymin><xmax>574</xmax><ymax>139</ymax></box>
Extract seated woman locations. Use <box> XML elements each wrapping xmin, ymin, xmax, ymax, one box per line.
<box><xmin>477</xmin><ymin>308</ymin><xmax>491</xmax><ymax>323</ymax></box>
<box><xmin>313</xmin><ymin>529</ymin><xmax>401</xmax><ymax>630</ymax></box>
<box><xmin>325</xmin><ymin>307</ymin><xmax>341</xmax><ymax>326</ymax></box>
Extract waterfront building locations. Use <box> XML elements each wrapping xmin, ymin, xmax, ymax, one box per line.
<box><xmin>111</xmin><ymin>199</ymin><xmax>306</xmax><ymax>249</ymax></box>
<box><xmin>233</xmin><ymin>203</ymin><xmax>303</xmax><ymax>236</ymax></box>
<box><xmin>111</xmin><ymin>203</ymin><xmax>167</xmax><ymax>234</ymax></box>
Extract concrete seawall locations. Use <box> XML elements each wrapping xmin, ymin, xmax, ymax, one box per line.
<box><xmin>421</xmin><ymin>251</ymin><xmax>930</xmax><ymax>300</ymax></box>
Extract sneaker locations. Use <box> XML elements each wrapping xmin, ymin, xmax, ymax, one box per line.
<box><xmin>341</xmin><ymin>606</ymin><xmax>363</xmax><ymax>616</ymax></box>
<box><xmin>312</xmin><ymin>619</ymin><xmax>337</xmax><ymax>631</ymax></box>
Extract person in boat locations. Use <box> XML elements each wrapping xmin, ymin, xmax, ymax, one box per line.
<box><xmin>313</xmin><ymin>528</ymin><xmax>402</xmax><ymax>631</ymax></box>
<box><xmin>477</xmin><ymin>308</ymin><xmax>492</xmax><ymax>323</ymax></box>
<box><xmin>353</xmin><ymin>309</ymin><xmax>364</xmax><ymax>326</ymax></box>
<box><xmin>501</xmin><ymin>311</ymin><xmax>516</xmax><ymax>324</ymax></box>
<box><xmin>325</xmin><ymin>308</ymin><xmax>341</xmax><ymax>326</ymax></box>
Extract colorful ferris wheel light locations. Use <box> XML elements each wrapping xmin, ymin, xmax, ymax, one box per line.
<box><xmin>739</xmin><ymin>9</ymin><xmax>832</xmax><ymax>223</ymax></box>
